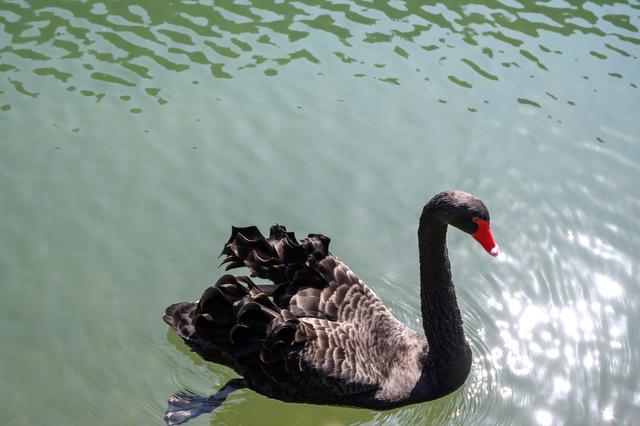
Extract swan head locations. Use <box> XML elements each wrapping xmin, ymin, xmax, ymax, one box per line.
<box><xmin>427</xmin><ymin>190</ymin><xmax>500</xmax><ymax>257</ymax></box>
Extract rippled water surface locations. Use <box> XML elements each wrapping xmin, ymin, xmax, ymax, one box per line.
<box><xmin>1</xmin><ymin>1</ymin><xmax>639</xmax><ymax>425</ymax></box>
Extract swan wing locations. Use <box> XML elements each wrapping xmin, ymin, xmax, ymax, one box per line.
<box><xmin>220</xmin><ymin>225</ymin><xmax>383</xmax><ymax>323</ymax></box>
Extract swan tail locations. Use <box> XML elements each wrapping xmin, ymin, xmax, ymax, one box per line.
<box><xmin>163</xmin><ymin>274</ymin><xmax>265</xmax><ymax>365</ymax></box>
<box><xmin>164</xmin><ymin>302</ymin><xmax>198</xmax><ymax>339</ymax></box>
<box><xmin>163</xmin><ymin>299</ymin><xmax>234</xmax><ymax>366</ymax></box>
<box><xmin>165</xmin><ymin>274</ymin><xmax>307</xmax><ymax>383</ymax></box>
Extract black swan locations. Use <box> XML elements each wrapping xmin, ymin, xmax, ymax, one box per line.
<box><xmin>163</xmin><ymin>190</ymin><xmax>498</xmax><ymax>424</ymax></box>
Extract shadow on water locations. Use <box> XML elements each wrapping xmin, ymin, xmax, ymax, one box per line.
<box><xmin>1</xmin><ymin>0</ymin><xmax>638</xmax><ymax>111</ymax></box>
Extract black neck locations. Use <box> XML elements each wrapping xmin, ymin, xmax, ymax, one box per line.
<box><xmin>417</xmin><ymin>207</ymin><xmax>471</xmax><ymax>388</ymax></box>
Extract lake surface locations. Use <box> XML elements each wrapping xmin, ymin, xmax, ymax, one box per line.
<box><xmin>1</xmin><ymin>1</ymin><xmax>639</xmax><ymax>425</ymax></box>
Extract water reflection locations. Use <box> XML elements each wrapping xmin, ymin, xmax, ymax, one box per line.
<box><xmin>467</xmin><ymin>260</ymin><xmax>633</xmax><ymax>424</ymax></box>
<box><xmin>1</xmin><ymin>0</ymin><xmax>638</xmax><ymax>111</ymax></box>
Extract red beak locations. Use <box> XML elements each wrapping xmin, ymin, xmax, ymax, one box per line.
<box><xmin>472</xmin><ymin>219</ymin><xmax>499</xmax><ymax>256</ymax></box>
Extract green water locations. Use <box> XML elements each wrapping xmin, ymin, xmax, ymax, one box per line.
<box><xmin>1</xmin><ymin>1</ymin><xmax>639</xmax><ymax>425</ymax></box>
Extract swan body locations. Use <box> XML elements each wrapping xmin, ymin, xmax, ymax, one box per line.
<box><xmin>163</xmin><ymin>190</ymin><xmax>498</xmax><ymax>418</ymax></box>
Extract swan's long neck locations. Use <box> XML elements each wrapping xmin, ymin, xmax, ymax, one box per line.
<box><xmin>418</xmin><ymin>208</ymin><xmax>471</xmax><ymax>388</ymax></box>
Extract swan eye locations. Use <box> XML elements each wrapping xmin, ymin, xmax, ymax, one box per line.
<box><xmin>472</xmin><ymin>217</ymin><xmax>480</xmax><ymax>223</ymax></box>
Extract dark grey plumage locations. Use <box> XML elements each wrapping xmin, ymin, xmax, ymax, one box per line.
<box><xmin>163</xmin><ymin>190</ymin><xmax>497</xmax><ymax>415</ymax></box>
